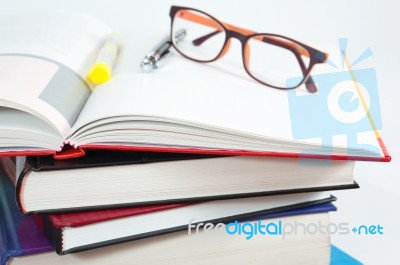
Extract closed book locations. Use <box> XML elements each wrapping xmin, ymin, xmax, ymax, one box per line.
<box><xmin>43</xmin><ymin>194</ymin><xmax>337</xmax><ymax>254</ymax></box>
<box><xmin>15</xmin><ymin>150</ymin><xmax>358</xmax><ymax>214</ymax></box>
<box><xmin>8</xmin><ymin>204</ymin><xmax>337</xmax><ymax>264</ymax></box>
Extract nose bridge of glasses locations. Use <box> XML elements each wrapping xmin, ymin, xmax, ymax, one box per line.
<box><xmin>224</xmin><ymin>22</ymin><xmax>254</xmax><ymax>36</ymax></box>
<box><xmin>226</xmin><ymin>29</ymin><xmax>248</xmax><ymax>43</ymax></box>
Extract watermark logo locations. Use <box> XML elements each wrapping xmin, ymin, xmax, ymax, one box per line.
<box><xmin>352</xmin><ymin>224</ymin><xmax>384</xmax><ymax>235</ymax></box>
<box><xmin>286</xmin><ymin>38</ymin><xmax>382</xmax><ymax>158</ymax></box>
<box><xmin>225</xmin><ymin>220</ymin><xmax>282</xmax><ymax>240</ymax></box>
<box><xmin>188</xmin><ymin>219</ymin><xmax>384</xmax><ymax>240</ymax></box>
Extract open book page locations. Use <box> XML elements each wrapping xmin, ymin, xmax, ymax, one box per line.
<box><xmin>0</xmin><ymin>55</ymin><xmax>88</xmax><ymax>139</ymax></box>
<box><xmin>0</xmin><ymin>12</ymin><xmax>112</xmax><ymax>79</ymax></box>
<box><xmin>69</xmin><ymin>71</ymin><xmax>293</xmax><ymax>143</ymax></box>
<box><xmin>0</xmin><ymin>13</ymin><xmax>112</xmax><ymax>139</ymax></box>
<box><xmin>70</xmin><ymin>52</ymin><xmax>383</xmax><ymax>157</ymax></box>
<box><xmin>0</xmin><ymin>108</ymin><xmax>62</xmax><ymax>151</ymax></box>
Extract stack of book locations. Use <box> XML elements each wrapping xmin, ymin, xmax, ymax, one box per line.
<box><xmin>0</xmin><ymin>12</ymin><xmax>388</xmax><ymax>265</ymax></box>
<box><xmin>0</xmin><ymin>157</ymin><xmax>362</xmax><ymax>265</ymax></box>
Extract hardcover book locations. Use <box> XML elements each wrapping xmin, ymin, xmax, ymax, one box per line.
<box><xmin>14</xmin><ymin>150</ymin><xmax>358</xmax><ymax>213</ymax></box>
<box><xmin>8</xmin><ymin>209</ymin><xmax>337</xmax><ymax>264</ymax></box>
<box><xmin>45</xmin><ymin>198</ymin><xmax>337</xmax><ymax>254</ymax></box>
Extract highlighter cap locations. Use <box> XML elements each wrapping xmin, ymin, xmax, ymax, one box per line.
<box><xmin>88</xmin><ymin>63</ymin><xmax>112</xmax><ymax>84</ymax></box>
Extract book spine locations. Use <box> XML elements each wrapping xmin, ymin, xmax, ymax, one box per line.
<box><xmin>15</xmin><ymin>163</ymin><xmax>38</xmax><ymax>215</ymax></box>
<box><xmin>42</xmin><ymin>216</ymin><xmax>64</xmax><ymax>255</ymax></box>
<box><xmin>53</xmin><ymin>145</ymin><xmax>85</xmax><ymax>160</ymax></box>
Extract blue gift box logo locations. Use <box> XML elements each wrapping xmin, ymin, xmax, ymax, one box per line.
<box><xmin>286</xmin><ymin>38</ymin><xmax>382</xmax><ymax>157</ymax></box>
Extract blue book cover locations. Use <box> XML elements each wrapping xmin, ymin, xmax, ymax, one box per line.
<box><xmin>0</xmin><ymin>169</ymin><xmax>52</xmax><ymax>265</ymax></box>
<box><xmin>331</xmin><ymin>245</ymin><xmax>363</xmax><ymax>265</ymax></box>
<box><xmin>248</xmin><ymin>201</ymin><xmax>337</xmax><ymax>221</ymax></box>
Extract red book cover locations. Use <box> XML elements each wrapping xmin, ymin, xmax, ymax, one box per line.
<box><xmin>47</xmin><ymin>203</ymin><xmax>189</xmax><ymax>228</ymax></box>
<box><xmin>0</xmin><ymin>140</ymin><xmax>391</xmax><ymax>162</ymax></box>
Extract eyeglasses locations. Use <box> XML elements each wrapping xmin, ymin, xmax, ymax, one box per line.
<box><xmin>169</xmin><ymin>6</ymin><xmax>328</xmax><ymax>93</ymax></box>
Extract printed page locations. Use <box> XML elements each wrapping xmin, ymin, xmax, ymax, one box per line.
<box><xmin>0</xmin><ymin>13</ymin><xmax>112</xmax><ymax>138</ymax></box>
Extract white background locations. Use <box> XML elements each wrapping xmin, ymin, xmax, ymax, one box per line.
<box><xmin>1</xmin><ymin>0</ymin><xmax>399</xmax><ymax>263</ymax></box>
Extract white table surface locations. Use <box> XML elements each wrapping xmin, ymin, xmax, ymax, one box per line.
<box><xmin>1</xmin><ymin>0</ymin><xmax>399</xmax><ymax>263</ymax></box>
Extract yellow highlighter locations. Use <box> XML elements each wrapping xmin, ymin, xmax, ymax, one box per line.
<box><xmin>88</xmin><ymin>32</ymin><xmax>121</xmax><ymax>86</ymax></box>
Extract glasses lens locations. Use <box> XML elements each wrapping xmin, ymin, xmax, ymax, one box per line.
<box><xmin>172</xmin><ymin>9</ymin><xmax>226</xmax><ymax>62</ymax></box>
<box><xmin>244</xmin><ymin>35</ymin><xmax>310</xmax><ymax>89</ymax></box>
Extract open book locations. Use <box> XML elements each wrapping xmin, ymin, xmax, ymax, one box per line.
<box><xmin>0</xmin><ymin>12</ymin><xmax>390</xmax><ymax>161</ymax></box>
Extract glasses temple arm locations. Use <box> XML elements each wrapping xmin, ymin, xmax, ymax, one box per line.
<box><xmin>298</xmin><ymin>54</ymin><xmax>318</xmax><ymax>93</ymax></box>
<box><xmin>192</xmin><ymin>30</ymin><xmax>222</xmax><ymax>46</ymax></box>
